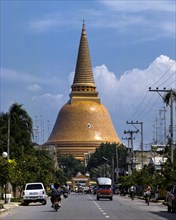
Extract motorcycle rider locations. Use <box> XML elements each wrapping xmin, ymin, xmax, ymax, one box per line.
<box><xmin>129</xmin><ymin>185</ymin><xmax>136</xmax><ymax>200</ymax></box>
<box><xmin>144</xmin><ymin>185</ymin><xmax>152</xmax><ymax>204</ymax></box>
<box><xmin>51</xmin><ymin>183</ymin><xmax>62</xmax><ymax>207</ymax></box>
<box><xmin>62</xmin><ymin>183</ymin><xmax>69</xmax><ymax>198</ymax></box>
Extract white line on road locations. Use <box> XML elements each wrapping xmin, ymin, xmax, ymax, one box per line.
<box><xmin>88</xmin><ymin>195</ymin><xmax>110</xmax><ymax>219</ymax></box>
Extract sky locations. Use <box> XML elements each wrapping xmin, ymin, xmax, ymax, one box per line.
<box><xmin>1</xmin><ymin>0</ymin><xmax>176</xmax><ymax>150</ymax></box>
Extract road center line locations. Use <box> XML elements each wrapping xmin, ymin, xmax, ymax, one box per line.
<box><xmin>88</xmin><ymin>195</ymin><xmax>110</xmax><ymax>219</ymax></box>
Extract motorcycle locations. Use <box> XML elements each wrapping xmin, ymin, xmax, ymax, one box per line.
<box><xmin>63</xmin><ymin>192</ymin><xmax>68</xmax><ymax>199</ymax></box>
<box><xmin>130</xmin><ymin>191</ymin><xmax>135</xmax><ymax>200</ymax></box>
<box><xmin>53</xmin><ymin>197</ymin><xmax>61</xmax><ymax>211</ymax></box>
<box><xmin>144</xmin><ymin>191</ymin><xmax>151</xmax><ymax>206</ymax></box>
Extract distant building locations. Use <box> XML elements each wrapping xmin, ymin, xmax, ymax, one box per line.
<box><xmin>126</xmin><ymin>150</ymin><xmax>167</xmax><ymax>174</ymax></box>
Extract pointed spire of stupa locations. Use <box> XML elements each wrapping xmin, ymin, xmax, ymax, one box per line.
<box><xmin>70</xmin><ymin>21</ymin><xmax>99</xmax><ymax>103</ymax></box>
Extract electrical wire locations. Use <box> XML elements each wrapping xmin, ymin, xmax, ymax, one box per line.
<box><xmin>150</xmin><ymin>61</ymin><xmax>176</xmax><ymax>88</ymax></box>
<box><xmin>138</xmin><ymin>94</ymin><xmax>161</xmax><ymax>121</ymax></box>
<box><xmin>158</xmin><ymin>70</ymin><xmax>176</xmax><ymax>87</ymax></box>
<box><xmin>127</xmin><ymin>90</ymin><xmax>149</xmax><ymax>120</ymax></box>
<box><xmin>164</xmin><ymin>79</ymin><xmax>176</xmax><ymax>88</ymax></box>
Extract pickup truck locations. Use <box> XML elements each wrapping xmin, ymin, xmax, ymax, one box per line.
<box><xmin>166</xmin><ymin>185</ymin><xmax>176</xmax><ymax>213</ymax></box>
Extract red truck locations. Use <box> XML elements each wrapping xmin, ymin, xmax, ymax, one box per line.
<box><xmin>166</xmin><ymin>185</ymin><xmax>176</xmax><ymax>213</ymax></box>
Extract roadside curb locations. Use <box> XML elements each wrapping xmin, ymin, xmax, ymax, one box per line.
<box><xmin>0</xmin><ymin>202</ymin><xmax>20</xmax><ymax>216</ymax></box>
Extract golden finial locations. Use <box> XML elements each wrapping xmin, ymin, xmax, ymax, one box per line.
<box><xmin>82</xmin><ymin>20</ymin><xmax>86</xmax><ymax>31</ymax></box>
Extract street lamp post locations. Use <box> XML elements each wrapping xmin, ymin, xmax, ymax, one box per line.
<box><xmin>2</xmin><ymin>152</ymin><xmax>8</xmax><ymax>203</ymax></box>
<box><xmin>116</xmin><ymin>146</ymin><xmax>119</xmax><ymax>181</ymax></box>
<box><xmin>102</xmin><ymin>156</ymin><xmax>114</xmax><ymax>185</ymax></box>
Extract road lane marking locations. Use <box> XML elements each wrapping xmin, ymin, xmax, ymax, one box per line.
<box><xmin>88</xmin><ymin>195</ymin><xmax>110</xmax><ymax>219</ymax></box>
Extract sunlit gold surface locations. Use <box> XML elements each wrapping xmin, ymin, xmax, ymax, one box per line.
<box><xmin>47</xmin><ymin>101</ymin><xmax>120</xmax><ymax>143</ymax></box>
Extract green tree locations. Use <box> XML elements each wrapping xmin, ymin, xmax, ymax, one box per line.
<box><xmin>54</xmin><ymin>169</ymin><xmax>67</xmax><ymax>186</ymax></box>
<box><xmin>0</xmin><ymin>157</ymin><xmax>10</xmax><ymax>188</ymax></box>
<box><xmin>86</xmin><ymin>142</ymin><xmax>127</xmax><ymax>178</ymax></box>
<box><xmin>57</xmin><ymin>153</ymin><xmax>85</xmax><ymax>180</ymax></box>
<box><xmin>34</xmin><ymin>149</ymin><xmax>55</xmax><ymax>185</ymax></box>
<box><xmin>0</xmin><ymin>103</ymin><xmax>59</xmax><ymax>197</ymax></box>
<box><xmin>0</xmin><ymin>103</ymin><xmax>34</xmax><ymax>159</ymax></box>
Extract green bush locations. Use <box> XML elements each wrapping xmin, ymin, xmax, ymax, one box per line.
<box><xmin>10</xmin><ymin>197</ymin><xmax>23</xmax><ymax>202</ymax></box>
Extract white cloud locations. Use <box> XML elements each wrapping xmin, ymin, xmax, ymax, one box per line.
<box><xmin>1</xmin><ymin>67</ymin><xmax>37</xmax><ymax>83</ymax></box>
<box><xmin>27</xmin><ymin>84</ymin><xmax>42</xmax><ymax>92</ymax></box>
<box><xmin>93</xmin><ymin>55</ymin><xmax>175</xmax><ymax>112</ymax></box>
<box><xmin>32</xmin><ymin>93</ymin><xmax>63</xmax><ymax>109</ymax></box>
<box><xmin>28</xmin><ymin>3</ymin><xmax>175</xmax><ymax>40</ymax></box>
<box><xmin>100</xmin><ymin>0</ymin><xmax>175</xmax><ymax>13</ymax></box>
<box><xmin>30</xmin><ymin>18</ymin><xmax>62</xmax><ymax>32</ymax></box>
<box><xmin>1</xmin><ymin>67</ymin><xmax>63</xmax><ymax>87</ymax></box>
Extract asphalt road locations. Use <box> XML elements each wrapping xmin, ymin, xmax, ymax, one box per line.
<box><xmin>1</xmin><ymin>193</ymin><xmax>176</xmax><ymax>220</ymax></box>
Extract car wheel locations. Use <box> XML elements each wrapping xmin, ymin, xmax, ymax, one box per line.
<box><xmin>42</xmin><ymin>200</ymin><xmax>47</xmax><ymax>205</ymax></box>
<box><xmin>24</xmin><ymin>201</ymin><xmax>29</xmax><ymax>206</ymax></box>
<box><xmin>110</xmin><ymin>197</ymin><xmax>113</xmax><ymax>201</ymax></box>
<box><xmin>97</xmin><ymin>196</ymin><xmax>99</xmax><ymax>200</ymax></box>
<box><xmin>172</xmin><ymin>202</ymin><xmax>176</xmax><ymax>213</ymax></box>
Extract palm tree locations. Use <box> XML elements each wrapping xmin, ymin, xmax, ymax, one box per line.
<box><xmin>163</xmin><ymin>89</ymin><xmax>176</xmax><ymax>106</ymax></box>
<box><xmin>163</xmin><ymin>89</ymin><xmax>176</xmax><ymax>163</ymax></box>
<box><xmin>0</xmin><ymin>103</ymin><xmax>34</xmax><ymax>159</ymax></box>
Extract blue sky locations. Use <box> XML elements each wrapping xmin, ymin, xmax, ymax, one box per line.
<box><xmin>1</xmin><ymin>0</ymin><xmax>176</xmax><ymax>149</ymax></box>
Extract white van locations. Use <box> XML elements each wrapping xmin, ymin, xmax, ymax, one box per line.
<box><xmin>23</xmin><ymin>182</ymin><xmax>47</xmax><ymax>205</ymax></box>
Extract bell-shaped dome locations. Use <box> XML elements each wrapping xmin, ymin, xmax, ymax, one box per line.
<box><xmin>47</xmin><ymin>101</ymin><xmax>120</xmax><ymax>144</ymax></box>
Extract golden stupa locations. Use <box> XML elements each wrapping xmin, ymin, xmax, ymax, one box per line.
<box><xmin>46</xmin><ymin>22</ymin><xmax>121</xmax><ymax>161</ymax></box>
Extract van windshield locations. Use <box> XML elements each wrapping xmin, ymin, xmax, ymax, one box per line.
<box><xmin>98</xmin><ymin>185</ymin><xmax>111</xmax><ymax>190</ymax></box>
<box><xmin>26</xmin><ymin>184</ymin><xmax>43</xmax><ymax>190</ymax></box>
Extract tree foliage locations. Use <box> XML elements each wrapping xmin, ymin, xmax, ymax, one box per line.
<box><xmin>119</xmin><ymin>148</ymin><xmax>176</xmax><ymax>193</ymax></box>
<box><xmin>0</xmin><ymin>103</ymin><xmax>58</xmax><ymax>197</ymax></box>
<box><xmin>86</xmin><ymin>142</ymin><xmax>127</xmax><ymax>178</ymax></box>
<box><xmin>163</xmin><ymin>89</ymin><xmax>176</xmax><ymax>106</ymax></box>
<box><xmin>0</xmin><ymin>103</ymin><xmax>34</xmax><ymax>159</ymax></box>
<box><xmin>57</xmin><ymin>153</ymin><xmax>85</xmax><ymax>180</ymax></box>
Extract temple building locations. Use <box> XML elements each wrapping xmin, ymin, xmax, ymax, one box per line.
<box><xmin>46</xmin><ymin>23</ymin><xmax>121</xmax><ymax>162</ymax></box>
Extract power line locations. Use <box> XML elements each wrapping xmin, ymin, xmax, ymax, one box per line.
<box><xmin>165</xmin><ymin>79</ymin><xmax>176</xmax><ymax>88</ymax></box>
<box><xmin>150</xmin><ymin>61</ymin><xmax>176</xmax><ymax>88</ymax></box>
<box><xmin>158</xmin><ymin>70</ymin><xmax>176</xmax><ymax>87</ymax></box>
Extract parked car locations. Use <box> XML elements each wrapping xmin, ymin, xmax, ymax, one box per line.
<box><xmin>23</xmin><ymin>182</ymin><xmax>47</xmax><ymax>206</ymax></box>
<box><xmin>166</xmin><ymin>185</ymin><xmax>176</xmax><ymax>213</ymax></box>
<box><xmin>96</xmin><ymin>177</ymin><xmax>113</xmax><ymax>201</ymax></box>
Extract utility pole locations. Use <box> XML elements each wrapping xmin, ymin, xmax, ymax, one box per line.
<box><xmin>124</xmin><ymin>129</ymin><xmax>139</xmax><ymax>170</ymax></box>
<box><xmin>122</xmin><ymin>137</ymin><xmax>134</xmax><ymax>153</ymax></box>
<box><xmin>115</xmin><ymin>146</ymin><xmax>118</xmax><ymax>181</ymax></box>
<box><xmin>149</xmin><ymin>87</ymin><xmax>174</xmax><ymax>163</ymax></box>
<box><xmin>7</xmin><ymin>114</ymin><xmax>10</xmax><ymax>160</ymax></box>
<box><xmin>126</xmin><ymin>121</ymin><xmax>144</xmax><ymax>169</ymax></box>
